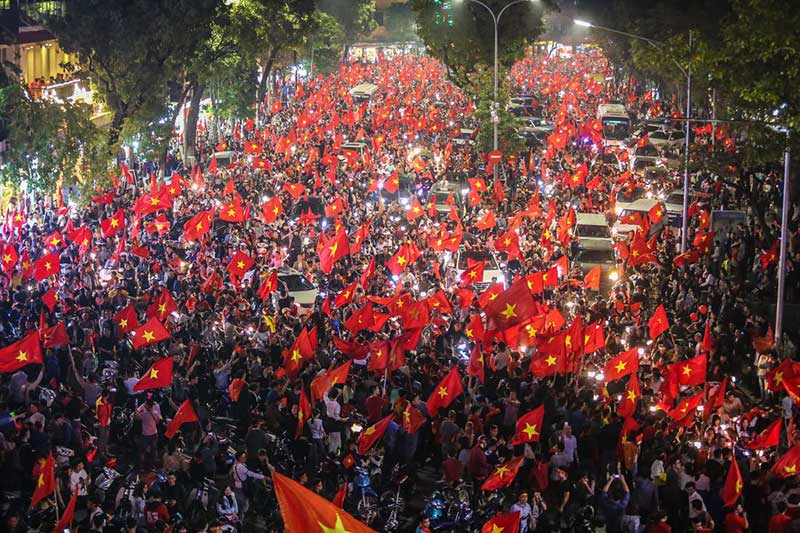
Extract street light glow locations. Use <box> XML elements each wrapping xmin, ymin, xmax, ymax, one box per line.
<box><xmin>574</xmin><ymin>19</ymin><xmax>593</xmax><ymax>27</ymax></box>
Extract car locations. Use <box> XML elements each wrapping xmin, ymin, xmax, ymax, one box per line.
<box><xmin>516</xmin><ymin>127</ymin><xmax>546</xmax><ymax>148</ymax></box>
<box><xmin>629</xmin><ymin>143</ymin><xmax>664</xmax><ymax>171</ymax></box>
<box><xmin>574</xmin><ymin>213</ymin><xmax>613</xmax><ymax>244</ymax></box>
<box><xmin>273</xmin><ymin>267</ymin><xmax>319</xmax><ymax>313</ymax></box>
<box><xmin>646</xmin><ymin>129</ymin><xmax>685</xmax><ymax>148</ymax></box>
<box><xmin>452</xmin><ymin>128</ymin><xmax>477</xmax><ymax>146</ymax></box>
<box><xmin>591</xmin><ymin>150</ymin><xmax>623</xmax><ymax>171</ymax></box>
<box><xmin>429</xmin><ymin>182</ymin><xmax>463</xmax><ymax>216</ymax></box>
<box><xmin>349</xmin><ymin>83</ymin><xmax>379</xmax><ymax>103</ymax></box>
<box><xmin>613</xmin><ymin>198</ymin><xmax>662</xmax><ymax>239</ymax></box>
<box><xmin>613</xmin><ymin>186</ymin><xmax>649</xmax><ymax>216</ymax></box>
<box><xmin>452</xmin><ymin>249</ymin><xmax>506</xmax><ymax>291</ymax></box>
<box><xmin>519</xmin><ymin>116</ymin><xmax>553</xmax><ymax>134</ymax></box>
<box><xmin>661</xmin><ymin>189</ymin><xmax>713</xmax><ymax>226</ymax></box>
<box><xmin>574</xmin><ymin>242</ymin><xmax>619</xmax><ymax>290</ymax></box>
<box><xmin>213</xmin><ymin>151</ymin><xmax>233</xmax><ymax>167</ymax></box>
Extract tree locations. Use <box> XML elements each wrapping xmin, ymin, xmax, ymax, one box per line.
<box><xmin>470</xmin><ymin>71</ymin><xmax>523</xmax><ymax>155</ymax></box>
<box><xmin>318</xmin><ymin>0</ymin><xmax>377</xmax><ymax>43</ymax></box>
<box><xmin>228</xmin><ymin>0</ymin><xmax>317</xmax><ymax>112</ymax></box>
<box><xmin>411</xmin><ymin>0</ymin><xmax>552</xmax><ymax>96</ymax></box>
<box><xmin>46</xmin><ymin>0</ymin><xmax>221</xmax><ymax>152</ymax></box>
<box><xmin>0</xmin><ymin>77</ymin><xmax>107</xmax><ymax>196</ymax></box>
<box><xmin>384</xmin><ymin>3</ymin><xmax>418</xmax><ymax>41</ymax></box>
<box><xmin>301</xmin><ymin>11</ymin><xmax>346</xmax><ymax>75</ymax></box>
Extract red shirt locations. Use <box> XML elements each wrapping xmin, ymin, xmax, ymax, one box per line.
<box><xmin>365</xmin><ymin>395</ymin><xmax>388</xmax><ymax>423</ymax></box>
<box><xmin>724</xmin><ymin>512</ymin><xmax>747</xmax><ymax>533</ymax></box>
<box><xmin>769</xmin><ymin>513</ymin><xmax>791</xmax><ymax>533</ymax></box>
<box><xmin>96</xmin><ymin>398</ymin><xmax>112</xmax><ymax>427</ymax></box>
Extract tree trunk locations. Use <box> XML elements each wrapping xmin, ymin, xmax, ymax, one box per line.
<box><xmin>257</xmin><ymin>47</ymin><xmax>280</xmax><ymax>123</ymax></box>
<box><xmin>209</xmin><ymin>88</ymin><xmax>219</xmax><ymax>144</ymax></box>
<box><xmin>107</xmin><ymin>108</ymin><xmax>126</xmax><ymax>151</ymax></box>
<box><xmin>183</xmin><ymin>81</ymin><xmax>204</xmax><ymax>166</ymax></box>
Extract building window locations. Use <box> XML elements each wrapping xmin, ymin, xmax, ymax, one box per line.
<box><xmin>0</xmin><ymin>0</ymin><xmax>11</xmax><ymax>11</ymax></box>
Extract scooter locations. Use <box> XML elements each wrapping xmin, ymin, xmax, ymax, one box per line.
<box><xmin>352</xmin><ymin>466</ymin><xmax>379</xmax><ymax>523</ymax></box>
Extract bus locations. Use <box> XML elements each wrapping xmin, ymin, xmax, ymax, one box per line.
<box><xmin>598</xmin><ymin>104</ymin><xmax>631</xmax><ymax>147</ymax></box>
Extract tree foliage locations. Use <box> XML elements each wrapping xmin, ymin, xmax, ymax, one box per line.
<box><xmin>47</xmin><ymin>0</ymin><xmax>221</xmax><ymax>150</ymax></box>
<box><xmin>411</xmin><ymin>0</ymin><xmax>553</xmax><ymax>96</ymax></box>
<box><xmin>318</xmin><ymin>0</ymin><xmax>377</xmax><ymax>43</ymax></box>
<box><xmin>0</xmin><ymin>77</ymin><xmax>107</xmax><ymax>195</ymax></box>
<box><xmin>301</xmin><ymin>11</ymin><xmax>346</xmax><ymax>75</ymax></box>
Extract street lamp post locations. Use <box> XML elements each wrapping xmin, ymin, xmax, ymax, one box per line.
<box><xmin>574</xmin><ymin>19</ymin><xmax>693</xmax><ymax>253</ymax></box>
<box><xmin>456</xmin><ymin>0</ymin><xmax>535</xmax><ymax>151</ymax></box>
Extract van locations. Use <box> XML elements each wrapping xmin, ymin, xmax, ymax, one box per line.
<box><xmin>213</xmin><ymin>151</ymin><xmax>233</xmax><ymax>167</ymax></box>
<box><xmin>349</xmin><ymin>83</ymin><xmax>379</xmax><ymax>103</ymax></box>
<box><xmin>613</xmin><ymin>198</ymin><xmax>661</xmax><ymax>239</ymax></box>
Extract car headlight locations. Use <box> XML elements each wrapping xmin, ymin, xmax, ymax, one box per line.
<box><xmin>609</xmin><ymin>270</ymin><xmax>619</xmax><ymax>282</ymax></box>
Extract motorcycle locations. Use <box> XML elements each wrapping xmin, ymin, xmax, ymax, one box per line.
<box><xmin>352</xmin><ymin>466</ymin><xmax>379</xmax><ymax>523</ymax></box>
<box><xmin>379</xmin><ymin>465</ymin><xmax>409</xmax><ymax>532</ymax></box>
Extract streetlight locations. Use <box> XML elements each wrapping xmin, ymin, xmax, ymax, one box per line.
<box><xmin>574</xmin><ymin>19</ymin><xmax>694</xmax><ymax>254</ymax></box>
<box><xmin>455</xmin><ymin>0</ymin><xmax>537</xmax><ymax>151</ymax></box>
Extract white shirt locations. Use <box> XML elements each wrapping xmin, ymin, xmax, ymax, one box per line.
<box><xmin>70</xmin><ymin>469</ymin><xmax>89</xmax><ymax>496</ymax></box>
<box><xmin>324</xmin><ymin>395</ymin><xmax>342</xmax><ymax>421</ymax></box>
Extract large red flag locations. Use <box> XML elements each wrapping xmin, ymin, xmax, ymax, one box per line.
<box><xmin>403</xmin><ymin>403</ymin><xmax>426</xmax><ymax>434</ymax></box>
<box><xmin>481</xmin><ymin>456</ymin><xmax>524</xmax><ymax>491</ymax></box>
<box><xmin>511</xmin><ymin>405</ymin><xmax>545</xmax><ymax>444</ymax></box>
<box><xmin>617</xmin><ymin>373</ymin><xmax>640</xmax><ymax>419</ymax></box>
<box><xmin>722</xmin><ymin>458</ymin><xmax>743</xmax><ymax>508</ymax></box>
<box><xmin>40</xmin><ymin>323</ymin><xmax>69</xmax><ymax>349</ymax></box>
<box><xmin>130</xmin><ymin>317</ymin><xmax>170</xmax><ymax>350</ymax></box>
<box><xmin>30</xmin><ymin>453</ymin><xmax>56</xmax><ymax>506</ymax></box>
<box><xmin>165</xmin><ymin>399</ymin><xmax>199</xmax><ymax>439</ymax></box>
<box><xmin>182</xmin><ymin>209</ymin><xmax>215</xmax><ymax>241</ymax></box>
<box><xmin>772</xmin><ymin>444</ymin><xmax>800</xmax><ymax>478</ymax></box>
<box><xmin>297</xmin><ymin>390</ymin><xmax>312</xmax><ymax>439</ymax></box>
<box><xmin>33</xmin><ymin>252</ymin><xmax>60</xmax><ymax>281</ymax></box>
<box><xmin>467</xmin><ymin>344</ymin><xmax>485</xmax><ymax>383</ymax></box>
<box><xmin>54</xmin><ymin>488</ymin><xmax>78</xmax><ymax>532</ymax></box>
<box><xmin>648</xmin><ymin>304</ymin><xmax>669</xmax><ymax>339</ymax></box>
<box><xmin>484</xmin><ymin>279</ymin><xmax>538</xmax><ymax>332</ymax></box>
<box><xmin>604</xmin><ymin>348</ymin><xmax>639</xmax><ymax>382</ymax></box>
<box><xmin>114</xmin><ymin>305</ymin><xmax>139</xmax><ymax>334</ymax></box>
<box><xmin>318</xmin><ymin>228</ymin><xmax>349</xmax><ymax>274</ymax></box>
<box><xmin>133</xmin><ymin>357</ymin><xmax>174</xmax><ymax>392</ymax></box>
<box><xmin>311</xmin><ymin>360</ymin><xmax>353</xmax><ymax>402</ymax></box>
<box><xmin>0</xmin><ymin>332</ymin><xmax>42</xmax><ymax>373</ymax></box>
<box><xmin>272</xmin><ymin>470</ymin><xmax>378</xmax><ymax>533</ymax></box>
<box><xmin>746</xmin><ymin>418</ymin><xmax>782</xmax><ymax>450</ymax></box>
<box><xmin>426</xmin><ymin>367</ymin><xmax>463</xmax><ymax>416</ymax></box>
<box><xmin>100</xmin><ymin>208</ymin><xmax>125</xmax><ymax>237</ymax></box>
<box><xmin>357</xmin><ymin>414</ymin><xmax>394</xmax><ymax>455</ymax></box>
<box><xmin>672</xmin><ymin>353</ymin><xmax>707</xmax><ymax>387</ymax></box>
<box><xmin>482</xmin><ymin>511</ymin><xmax>520</xmax><ymax>533</ymax></box>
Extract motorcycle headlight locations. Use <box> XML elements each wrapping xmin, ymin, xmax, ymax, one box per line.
<box><xmin>609</xmin><ymin>270</ymin><xmax>619</xmax><ymax>281</ymax></box>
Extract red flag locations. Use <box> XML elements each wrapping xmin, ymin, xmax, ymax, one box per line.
<box><xmin>165</xmin><ymin>399</ymin><xmax>199</xmax><ymax>439</ymax></box>
<box><xmin>617</xmin><ymin>373</ymin><xmax>640</xmax><ymax>419</ymax></box>
<box><xmin>667</xmin><ymin>391</ymin><xmax>704</xmax><ymax>421</ymax></box>
<box><xmin>262</xmin><ymin>196</ymin><xmax>283</xmax><ymax>223</ymax></box>
<box><xmin>41</xmin><ymin>287</ymin><xmax>58</xmax><ymax>313</ymax></box>
<box><xmin>672</xmin><ymin>354</ymin><xmax>707</xmax><ymax>387</ymax></box>
<box><xmin>604</xmin><ymin>348</ymin><xmax>639</xmax><ymax>382</ymax></box>
<box><xmin>272</xmin><ymin>470</ymin><xmax>378</xmax><ymax>533</ymax></box>
<box><xmin>0</xmin><ymin>332</ymin><xmax>42</xmax><ymax>373</ymax></box>
<box><xmin>311</xmin><ymin>360</ymin><xmax>353</xmax><ymax>403</ymax></box>
<box><xmin>475</xmin><ymin>210</ymin><xmax>496</xmax><ymax>231</ymax></box>
<box><xmin>40</xmin><ymin>323</ymin><xmax>69</xmax><ymax>349</ymax></box>
<box><xmin>467</xmin><ymin>344</ymin><xmax>485</xmax><ymax>383</ymax></box>
<box><xmin>297</xmin><ymin>390</ymin><xmax>311</xmax><ymax>439</ymax></box>
<box><xmin>357</xmin><ymin>413</ymin><xmax>394</xmax><ymax>454</ymax></box>
<box><xmin>182</xmin><ymin>209</ymin><xmax>215</xmax><ymax>242</ymax></box>
<box><xmin>701</xmin><ymin>320</ymin><xmax>713</xmax><ymax>353</ymax></box>
<box><xmin>481</xmin><ymin>456</ymin><xmax>524</xmax><ymax>491</ymax></box>
<box><xmin>772</xmin><ymin>445</ymin><xmax>800</xmax><ymax>478</ymax></box>
<box><xmin>746</xmin><ymin>418</ymin><xmax>782</xmax><ymax>450</ymax></box>
<box><xmin>648</xmin><ymin>304</ymin><xmax>669</xmax><ymax>339</ymax></box>
<box><xmin>100</xmin><ymin>208</ymin><xmax>125</xmax><ymax>237</ymax></box>
<box><xmin>284</xmin><ymin>328</ymin><xmax>315</xmax><ymax>376</ymax></box>
<box><xmin>147</xmin><ymin>288</ymin><xmax>178</xmax><ymax>321</ymax></box>
<box><xmin>511</xmin><ymin>405</ymin><xmax>544</xmax><ymax>444</ymax></box>
<box><xmin>482</xmin><ymin>512</ymin><xmax>520</xmax><ymax>533</ymax></box>
<box><xmin>386</xmin><ymin>242</ymin><xmax>420</xmax><ymax>276</ymax></box>
<box><xmin>258</xmin><ymin>270</ymin><xmax>279</xmax><ymax>300</ymax></box>
<box><xmin>1</xmin><ymin>243</ymin><xmax>18</xmax><ymax>272</ymax></box>
<box><xmin>426</xmin><ymin>367</ymin><xmax>463</xmax><ymax>416</ymax></box>
<box><xmin>30</xmin><ymin>453</ymin><xmax>56</xmax><ymax>506</ymax></box>
<box><xmin>33</xmin><ymin>252</ymin><xmax>60</xmax><ymax>281</ymax></box>
<box><xmin>130</xmin><ymin>317</ymin><xmax>170</xmax><ymax>350</ymax></box>
<box><xmin>722</xmin><ymin>458</ymin><xmax>743</xmax><ymax>507</ymax></box>
<box><xmin>227</xmin><ymin>250</ymin><xmax>255</xmax><ymax>279</ymax></box>
<box><xmin>114</xmin><ymin>305</ymin><xmax>138</xmax><ymax>334</ymax></box>
<box><xmin>318</xmin><ymin>228</ymin><xmax>349</xmax><ymax>274</ymax></box>
<box><xmin>484</xmin><ymin>279</ymin><xmax>538</xmax><ymax>332</ymax></box>
<box><xmin>54</xmin><ymin>488</ymin><xmax>78</xmax><ymax>532</ymax></box>
<box><xmin>133</xmin><ymin>357</ymin><xmax>174</xmax><ymax>392</ymax></box>
<box><xmin>583</xmin><ymin>265</ymin><xmax>601</xmax><ymax>290</ymax></box>
<box><xmin>403</xmin><ymin>403</ymin><xmax>426</xmax><ymax>434</ymax></box>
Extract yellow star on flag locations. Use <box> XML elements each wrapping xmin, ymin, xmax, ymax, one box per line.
<box><xmin>148</xmin><ymin>368</ymin><xmax>159</xmax><ymax>379</ymax></box>
<box><xmin>626</xmin><ymin>390</ymin><xmax>637</xmax><ymax>402</ymax></box>
<box><xmin>142</xmin><ymin>330</ymin><xmax>156</xmax><ymax>343</ymax></box>
<box><xmin>319</xmin><ymin>513</ymin><xmax>352</xmax><ymax>533</ymax></box>
<box><xmin>545</xmin><ymin>355</ymin><xmax>557</xmax><ymax>366</ymax></box>
<box><xmin>437</xmin><ymin>386</ymin><xmax>448</xmax><ymax>398</ymax></box>
<box><xmin>16</xmin><ymin>350</ymin><xmax>27</xmax><ymax>362</ymax></box>
<box><xmin>500</xmin><ymin>303</ymin><xmax>517</xmax><ymax>320</ymax></box>
<box><xmin>119</xmin><ymin>319</ymin><xmax>128</xmax><ymax>329</ymax></box>
<box><xmin>495</xmin><ymin>465</ymin><xmax>510</xmax><ymax>479</ymax></box>
<box><xmin>682</xmin><ymin>365</ymin><xmax>692</xmax><ymax>376</ymax></box>
<box><xmin>396</xmin><ymin>255</ymin><xmax>407</xmax><ymax>266</ymax></box>
<box><xmin>615</xmin><ymin>361</ymin><xmax>627</xmax><ymax>373</ymax></box>
<box><xmin>523</xmin><ymin>423</ymin><xmax>539</xmax><ymax>439</ymax></box>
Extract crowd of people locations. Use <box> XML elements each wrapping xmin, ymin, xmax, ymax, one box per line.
<box><xmin>0</xmin><ymin>47</ymin><xmax>798</xmax><ymax>533</ymax></box>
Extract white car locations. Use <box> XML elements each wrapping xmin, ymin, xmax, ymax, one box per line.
<box><xmin>613</xmin><ymin>198</ymin><xmax>660</xmax><ymax>239</ymax></box>
<box><xmin>273</xmin><ymin>267</ymin><xmax>319</xmax><ymax>313</ymax></box>
<box><xmin>646</xmin><ymin>129</ymin><xmax>685</xmax><ymax>149</ymax></box>
<box><xmin>662</xmin><ymin>190</ymin><xmax>713</xmax><ymax>226</ymax></box>
<box><xmin>613</xmin><ymin>186</ymin><xmax>649</xmax><ymax>216</ymax></box>
<box><xmin>453</xmin><ymin>250</ymin><xmax>505</xmax><ymax>291</ymax></box>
